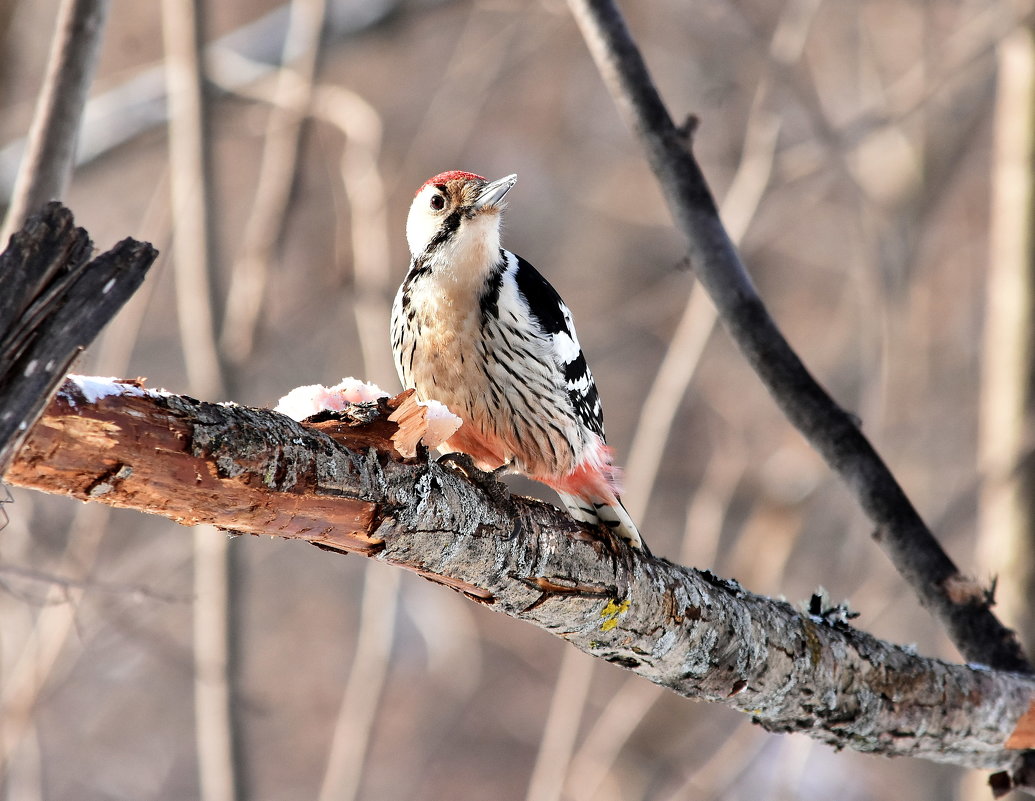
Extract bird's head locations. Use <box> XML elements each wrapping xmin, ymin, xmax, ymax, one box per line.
<box><xmin>406</xmin><ymin>171</ymin><xmax>517</xmax><ymax>261</ymax></box>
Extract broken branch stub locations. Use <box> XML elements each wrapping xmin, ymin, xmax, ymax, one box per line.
<box><xmin>0</xmin><ymin>202</ymin><xmax>157</xmax><ymax>471</ymax></box>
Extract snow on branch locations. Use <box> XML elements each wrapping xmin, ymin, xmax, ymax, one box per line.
<box><xmin>5</xmin><ymin>376</ymin><xmax>1035</xmax><ymax>775</ymax></box>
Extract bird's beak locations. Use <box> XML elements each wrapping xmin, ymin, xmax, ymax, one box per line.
<box><xmin>473</xmin><ymin>174</ymin><xmax>517</xmax><ymax>209</ymax></box>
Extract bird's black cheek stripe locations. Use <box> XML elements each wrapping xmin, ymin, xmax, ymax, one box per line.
<box><xmin>422</xmin><ymin>210</ymin><xmax>463</xmax><ymax>259</ymax></box>
<box><xmin>402</xmin><ymin>262</ymin><xmax>431</xmax><ymax>292</ymax></box>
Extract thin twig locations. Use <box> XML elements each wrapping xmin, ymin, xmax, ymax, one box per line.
<box><xmin>0</xmin><ymin>503</ymin><xmax>113</xmax><ymax>777</ymax></box>
<box><xmin>565</xmin><ymin>0</ymin><xmax>1029</xmax><ymax>673</ymax></box>
<box><xmin>311</xmin><ymin>84</ymin><xmax>395</xmax><ymax>386</ymax></box>
<box><xmin>977</xmin><ymin>24</ymin><xmax>1035</xmax><ymax>647</ymax></box>
<box><xmin>0</xmin><ymin>0</ymin><xmax>110</xmax><ymax>241</ymax></box>
<box><xmin>524</xmin><ymin>650</ymin><xmax>595</xmax><ymax>801</ymax></box>
<box><xmin>314</xmin><ymin>82</ymin><xmax>398</xmax><ymax>801</ymax></box>
<box><xmin>657</xmin><ymin>722</ymin><xmax>768</xmax><ymax>801</ymax></box>
<box><xmin>841</xmin><ymin>3</ymin><xmax>1022</xmax><ymax>150</ymax></box>
<box><xmin>565</xmin><ymin>674</ymin><xmax>658</xmax><ymax>801</ymax></box>
<box><xmin>161</xmin><ymin>3</ymin><xmax>235</xmax><ymax>801</ymax></box>
<box><xmin>0</xmin><ymin>0</ymin><xmax>459</xmax><ymax>200</ymax></box>
<box><xmin>2</xmin><ymin>719</ymin><xmax>42</xmax><ymax>801</ymax></box>
<box><xmin>0</xmin><ymin>562</ymin><xmax>191</xmax><ymax>603</ymax></box>
<box><xmin>315</xmin><ymin>566</ymin><xmax>400</xmax><ymax>801</ymax></box>
<box><xmin>220</xmin><ymin>0</ymin><xmax>327</xmax><ymax>364</ymax></box>
<box><xmin>542</xmin><ymin>86</ymin><xmax>777</xmax><ymax>801</ymax></box>
<box><xmin>191</xmin><ymin>526</ymin><xmax>236</xmax><ymax>801</ymax></box>
<box><xmin>162</xmin><ymin>0</ymin><xmax>222</xmax><ymax>400</ymax></box>
<box><xmin>394</xmin><ymin>7</ymin><xmax>521</xmax><ymax>191</ymax></box>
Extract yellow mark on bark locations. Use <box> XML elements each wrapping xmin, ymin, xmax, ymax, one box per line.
<box><xmin>600</xmin><ymin>598</ymin><xmax>630</xmax><ymax>631</ymax></box>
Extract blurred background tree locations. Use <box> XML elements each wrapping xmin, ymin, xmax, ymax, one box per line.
<box><xmin>0</xmin><ymin>0</ymin><xmax>1031</xmax><ymax>799</ymax></box>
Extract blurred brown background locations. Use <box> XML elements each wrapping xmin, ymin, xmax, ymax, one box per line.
<box><xmin>0</xmin><ymin>0</ymin><xmax>1030</xmax><ymax>799</ymax></box>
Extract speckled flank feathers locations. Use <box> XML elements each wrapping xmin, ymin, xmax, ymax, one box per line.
<box><xmin>391</xmin><ymin>171</ymin><xmax>644</xmax><ymax>550</ymax></box>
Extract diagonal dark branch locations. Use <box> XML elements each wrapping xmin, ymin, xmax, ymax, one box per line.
<box><xmin>4</xmin><ymin>378</ymin><xmax>1035</xmax><ymax>780</ymax></box>
<box><xmin>565</xmin><ymin>0</ymin><xmax>1030</xmax><ymax>675</ymax></box>
<box><xmin>0</xmin><ymin>203</ymin><xmax>157</xmax><ymax>471</ymax></box>
<box><xmin>0</xmin><ymin>0</ymin><xmax>110</xmax><ymax>240</ymax></box>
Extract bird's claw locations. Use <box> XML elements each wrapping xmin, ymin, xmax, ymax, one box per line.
<box><xmin>437</xmin><ymin>453</ymin><xmax>511</xmax><ymax>506</ymax></box>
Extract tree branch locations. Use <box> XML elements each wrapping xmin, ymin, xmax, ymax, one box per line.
<box><xmin>0</xmin><ymin>203</ymin><xmax>157</xmax><ymax>472</ymax></box>
<box><xmin>0</xmin><ymin>0</ymin><xmax>110</xmax><ymax>240</ymax></box>
<box><xmin>565</xmin><ymin>0</ymin><xmax>1030</xmax><ymax>675</ymax></box>
<box><xmin>5</xmin><ymin>377</ymin><xmax>1035</xmax><ymax>777</ymax></box>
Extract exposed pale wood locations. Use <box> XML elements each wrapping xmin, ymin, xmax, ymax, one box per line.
<box><xmin>1009</xmin><ymin>701</ymin><xmax>1035</xmax><ymax>750</ymax></box>
<box><xmin>7</xmin><ymin>381</ymin><xmax>380</xmax><ymax>552</ymax></box>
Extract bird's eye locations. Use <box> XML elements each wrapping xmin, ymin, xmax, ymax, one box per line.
<box><xmin>430</xmin><ymin>194</ymin><xmax>445</xmax><ymax>211</ymax></box>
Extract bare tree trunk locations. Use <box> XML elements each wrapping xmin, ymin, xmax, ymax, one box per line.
<box><xmin>979</xmin><ymin>24</ymin><xmax>1035</xmax><ymax>656</ymax></box>
<box><xmin>161</xmin><ymin>0</ymin><xmax>238</xmax><ymax>798</ymax></box>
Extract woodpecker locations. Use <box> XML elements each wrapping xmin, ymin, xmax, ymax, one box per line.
<box><xmin>391</xmin><ymin>171</ymin><xmax>644</xmax><ymax>550</ymax></box>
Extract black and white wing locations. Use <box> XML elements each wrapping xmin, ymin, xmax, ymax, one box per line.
<box><xmin>509</xmin><ymin>252</ymin><xmax>605</xmax><ymax>440</ymax></box>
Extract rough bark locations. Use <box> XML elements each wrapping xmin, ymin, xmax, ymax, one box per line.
<box><xmin>6</xmin><ymin>376</ymin><xmax>1035</xmax><ymax>775</ymax></box>
<box><xmin>0</xmin><ymin>203</ymin><xmax>157</xmax><ymax>471</ymax></box>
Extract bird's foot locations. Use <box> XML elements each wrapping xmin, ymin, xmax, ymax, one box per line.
<box><xmin>437</xmin><ymin>453</ymin><xmax>511</xmax><ymax>507</ymax></box>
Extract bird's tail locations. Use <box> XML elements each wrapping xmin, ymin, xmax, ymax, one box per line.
<box><xmin>543</xmin><ymin>438</ymin><xmax>647</xmax><ymax>552</ymax></box>
<box><xmin>556</xmin><ymin>491</ymin><xmax>646</xmax><ymax>552</ymax></box>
